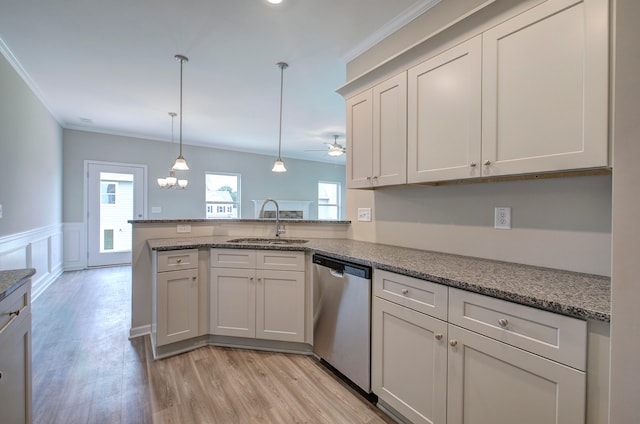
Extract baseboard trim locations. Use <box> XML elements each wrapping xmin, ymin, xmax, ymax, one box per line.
<box><xmin>129</xmin><ymin>325</ymin><xmax>151</xmax><ymax>339</ymax></box>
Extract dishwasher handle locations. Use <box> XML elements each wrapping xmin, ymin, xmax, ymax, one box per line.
<box><xmin>329</xmin><ymin>268</ymin><xmax>344</xmax><ymax>278</ymax></box>
<box><xmin>313</xmin><ymin>254</ymin><xmax>371</xmax><ymax>279</ymax></box>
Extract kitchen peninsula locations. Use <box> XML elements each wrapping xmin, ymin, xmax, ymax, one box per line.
<box><xmin>131</xmin><ymin>218</ymin><xmax>610</xmax><ymax>423</ymax></box>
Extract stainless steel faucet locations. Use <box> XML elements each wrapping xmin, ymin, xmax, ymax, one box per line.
<box><xmin>259</xmin><ymin>198</ymin><xmax>285</xmax><ymax>237</ymax></box>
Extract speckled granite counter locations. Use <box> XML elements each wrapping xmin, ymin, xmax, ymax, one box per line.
<box><xmin>0</xmin><ymin>269</ymin><xmax>35</xmax><ymax>303</ymax></box>
<box><xmin>147</xmin><ymin>236</ymin><xmax>611</xmax><ymax>322</ymax></box>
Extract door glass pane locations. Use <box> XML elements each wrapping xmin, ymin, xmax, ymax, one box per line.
<box><xmin>99</xmin><ymin>172</ymin><xmax>133</xmax><ymax>253</ymax></box>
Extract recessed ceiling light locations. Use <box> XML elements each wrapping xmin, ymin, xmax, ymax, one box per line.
<box><xmin>267</xmin><ymin>0</ymin><xmax>283</xmax><ymax>4</ymax></box>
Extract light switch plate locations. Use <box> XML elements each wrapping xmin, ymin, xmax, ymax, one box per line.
<box><xmin>176</xmin><ymin>224</ymin><xmax>192</xmax><ymax>233</ymax></box>
<box><xmin>151</xmin><ymin>206</ymin><xmax>162</xmax><ymax>214</ymax></box>
<box><xmin>357</xmin><ymin>208</ymin><xmax>372</xmax><ymax>222</ymax></box>
<box><xmin>0</xmin><ymin>204</ymin><xmax>3</xmax><ymax>218</ymax></box>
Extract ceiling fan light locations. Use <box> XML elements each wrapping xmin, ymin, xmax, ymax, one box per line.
<box><xmin>272</xmin><ymin>159</ymin><xmax>287</xmax><ymax>173</ymax></box>
<box><xmin>171</xmin><ymin>155</ymin><xmax>189</xmax><ymax>171</ymax></box>
<box><xmin>267</xmin><ymin>0</ymin><xmax>283</xmax><ymax>4</ymax></box>
<box><xmin>328</xmin><ymin>147</ymin><xmax>343</xmax><ymax>157</ymax></box>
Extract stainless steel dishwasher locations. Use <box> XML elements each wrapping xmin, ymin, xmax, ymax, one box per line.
<box><xmin>312</xmin><ymin>254</ymin><xmax>372</xmax><ymax>393</ymax></box>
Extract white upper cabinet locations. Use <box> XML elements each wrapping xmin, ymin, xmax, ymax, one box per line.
<box><xmin>342</xmin><ymin>0</ymin><xmax>609</xmax><ymax>187</ymax></box>
<box><xmin>408</xmin><ymin>36</ymin><xmax>482</xmax><ymax>183</ymax></box>
<box><xmin>373</xmin><ymin>73</ymin><xmax>408</xmax><ymax>187</ymax></box>
<box><xmin>346</xmin><ymin>72</ymin><xmax>407</xmax><ymax>188</ymax></box>
<box><xmin>346</xmin><ymin>90</ymin><xmax>374</xmax><ymax>188</ymax></box>
<box><xmin>481</xmin><ymin>0</ymin><xmax>609</xmax><ymax>176</ymax></box>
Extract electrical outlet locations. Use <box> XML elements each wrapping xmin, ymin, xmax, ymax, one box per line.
<box><xmin>176</xmin><ymin>224</ymin><xmax>192</xmax><ymax>233</ymax></box>
<box><xmin>357</xmin><ymin>208</ymin><xmax>372</xmax><ymax>222</ymax></box>
<box><xmin>494</xmin><ymin>207</ymin><xmax>511</xmax><ymax>230</ymax></box>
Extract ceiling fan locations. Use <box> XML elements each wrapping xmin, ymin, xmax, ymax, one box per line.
<box><xmin>306</xmin><ymin>135</ymin><xmax>347</xmax><ymax>157</ymax></box>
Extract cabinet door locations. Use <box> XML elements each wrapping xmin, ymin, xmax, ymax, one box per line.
<box><xmin>210</xmin><ymin>268</ymin><xmax>256</xmax><ymax>338</ymax></box>
<box><xmin>481</xmin><ymin>0</ymin><xmax>609</xmax><ymax>176</ymax></box>
<box><xmin>447</xmin><ymin>325</ymin><xmax>586</xmax><ymax>424</ymax></box>
<box><xmin>372</xmin><ymin>297</ymin><xmax>448</xmax><ymax>424</ymax></box>
<box><xmin>0</xmin><ymin>312</ymin><xmax>31</xmax><ymax>424</ymax></box>
<box><xmin>408</xmin><ymin>36</ymin><xmax>482</xmax><ymax>183</ymax></box>
<box><xmin>157</xmin><ymin>269</ymin><xmax>199</xmax><ymax>346</ymax></box>
<box><xmin>373</xmin><ymin>72</ymin><xmax>407</xmax><ymax>186</ymax></box>
<box><xmin>346</xmin><ymin>89</ymin><xmax>374</xmax><ymax>188</ymax></box>
<box><xmin>256</xmin><ymin>270</ymin><xmax>305</xmax><ymax>343</ymax></box>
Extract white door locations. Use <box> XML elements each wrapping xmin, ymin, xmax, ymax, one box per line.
<box><xmin>87</xmin><ymin>161</ymin><xmax>146</xmax><ymax>267</ymax></box>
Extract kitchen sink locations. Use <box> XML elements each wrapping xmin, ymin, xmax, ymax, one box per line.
<box><xmin>226</xmin><ymin>237</ymin><xmax>309</xmax><ymax>245</ymax></box>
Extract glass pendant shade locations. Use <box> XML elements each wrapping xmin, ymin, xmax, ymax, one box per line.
<box><xmin>172</xmin><ymin>155</ymin><xmax>189</xmax><ymax>171</ymax></box>
<box><xmin>272</xmin><ymin>158</ymin><xmax>287</xmax><ymax>172</ymax></box>
<box><xmin>178</xmin><ymin>179</ymin><xmax>189</xmax><ymax>188</ymax></box>
<box><xmin>157</xmin><ymin>178</ymin><xmax>167</xmax><ymax>187</ymax></box>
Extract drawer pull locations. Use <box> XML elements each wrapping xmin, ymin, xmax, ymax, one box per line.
<box><xmin>177</xmin><ymin>259</ymin><xmax>182</xmax><ymax>263</ymax></box>
<box><xmin>498</xmin><ymin>318</ymin><xmax>509</xmax><ymax>328</ymax></box>
<box><xmin>449</xmin><ymin>339</ymin><xmax>458</xmax><ymax>347</ymax></box>
<box><xmin>435</xmin><ymin>333</ymin><xmax>443</xmax><ymax>341</ymax></box>
<box><xmin>401</xmin><ymin>289</ymin><xmax>409</xmax><ymax>296</ymax></box>
<box><xmin>10</xmin><ymin>309</ymin><xmax>21</xmax><ymax>317</ymax></box>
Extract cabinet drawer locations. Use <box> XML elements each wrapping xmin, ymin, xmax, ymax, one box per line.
<box><xmin>374</xmin><ymin>270</ymin><xmax>448</xmax><ymax>321</ymax></box>
<box><xmin>0</xmin><ymin>282</ymin><xmax>30</xmax><ymax>333</ymax></box>
<box><xmin>211</xmin><ymin>249</ymin><xmax>256</xmax><ymax>269</ymax></box>
<box><xmin>157</xmin><ymin>249</ymin><xmax>198</xmax><ymax>272</ymax></box>
<box><xmin>256</xmin><ymin>251</ymin><xmax>305</xmax><ymax>271</ymax></box>
<box><xmin>449</xmin><ymin>288</ymin><xmax>586</xmax><ymax>370</ymax></box>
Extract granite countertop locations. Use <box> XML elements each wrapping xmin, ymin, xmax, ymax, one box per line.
<box><xmin>147</xmin><ymin>236</ymin><xmax>611</xmax><ymax>322</ymax></box>
<box><xmin>130</xmin><ymin>219</ymin><xmax>351</xmax><ymax>224</ymax></box>
<box><xmin>0</xmin><ymin>269</ymin><xmax>35</xmax><ymax>303</ymax></box>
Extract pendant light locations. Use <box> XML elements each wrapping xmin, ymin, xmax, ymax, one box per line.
<box><xmin>158</xmin><ymin>112</ymin><xmax>188</xmax><ymax>189</ymax></box>
<box><xmin>172</xmin><ymin>54</ymin><xmax>189</xmax><ymax>171</ymax></box>
<box><xmin>272</xmin><ymin>61</ymin><xmax>288</xmax><ymax>173</ymax></box>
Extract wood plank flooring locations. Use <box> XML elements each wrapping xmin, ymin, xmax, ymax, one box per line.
<box><xmin>32</xmin><ymin>266</ymin><xmax>394</xmax><ymax>424</ymax></box>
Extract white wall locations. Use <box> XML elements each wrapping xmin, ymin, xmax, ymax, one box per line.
<box><xmin>0</xmin><ymin>50</ymin><xmax>64</xmax><ymax>297</ymax></box>
<box><xmin>609</xmin><ymin>0</ymin><xmax>640</xmax><ymax>422</ymax></box>
<box><xmin>63</xmin><ymin>129</ymin><xmax>346</xmax><ymax>222</ymax></box>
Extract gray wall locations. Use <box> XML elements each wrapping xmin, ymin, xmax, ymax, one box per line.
<box><xmin>63</xmin><ymin>129</ymin><xmax>346</xmax><ymax>221</ymax></box>
<box><xmin>0</xmin><ymin>53</ymin><xmax>62</xmax><ymax>237</ymax></box>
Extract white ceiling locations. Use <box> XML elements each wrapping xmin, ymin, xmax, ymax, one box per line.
<box><xmin>0</xmin><ymin>0</ymin><xmax>432</xmax><ymax>163</ymax></box>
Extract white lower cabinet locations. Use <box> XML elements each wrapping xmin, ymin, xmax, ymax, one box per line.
<box><xmin>373</xmin><ymin>297</ymin><xmax>448</xmax><ymax>424</ymax></box>
<box><xmin>154</xmin><ymin>249</ymin><xmax>199</xmax><ymax>346</ymax></box>
<box><xmin>0</xmin><ymin>281</ymin><xmax>32</xmax><ymax>424</ymax></box>
<box><xmin>446</xmin><ymin>325</ymin><xmax>585</xmax><ymax>424</ymax></box>
<box><xmin>210</xmin><ymin>249</ymin><xmax>305</xmax><ymax>343</ymax></box>
<box><xmin>372</xmin><ymin>271</ymin><xmax>587</xmax><ymax>424</ymax></box>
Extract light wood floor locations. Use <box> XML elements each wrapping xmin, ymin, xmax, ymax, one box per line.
<box><xmin>32</xmin><ymin>266</ymin><xmax>394</xmax><ymax>424</ymax></box>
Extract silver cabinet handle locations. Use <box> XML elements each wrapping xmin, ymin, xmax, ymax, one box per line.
<box><xmin>498</xmin><ymin>318</ymin><xmax>509</xmax><ymax>327</ymax></box>
<box><xmin>435</xmin><ymin>334</ymin><xmax>443</xmax><ymax>341</ymax></box>
<box><xmin>449</xmin><ymin>339</ymin><xmax>458</xmax><ymax>347</ymax></box>
<box><xmin>484</xmin><ymin>160</ymin><xmax>491</xmax><ymax>166</ymax></box>
<box><xmin>470</xmin><ymin>162</ymin><xmax>477</xmax><ymax>168</ymax></box>
<box><xmin>401</xmin><ymin>289</ymin><xmax>409</xmax><ymax>296</ymax></box>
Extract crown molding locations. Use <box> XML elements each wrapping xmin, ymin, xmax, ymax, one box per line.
<box><xmin>0</xmin><ymin>37</ymin><xmax>62</xmax><ymax>124</ymax></box>
<box><xmin>341</xmin><ymin>0</ymin><xmax>442</xmax><ymax>63</ymax></box>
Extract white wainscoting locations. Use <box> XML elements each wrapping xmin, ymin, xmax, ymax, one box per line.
<box><xmin>0</xmin><ymin>224</ymin><xmax>64</xmax><ymax>300</ymax></box>
<box><xmin>63</xmin><ymin>222</ymin><xmax>86</xmax><ymax>271</ymax></box>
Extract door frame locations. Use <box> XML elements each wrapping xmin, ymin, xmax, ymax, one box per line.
<box><xmin>84</xmin><ymin>160</ymin><xmax>148</xmax><ymax>267</ymax></box>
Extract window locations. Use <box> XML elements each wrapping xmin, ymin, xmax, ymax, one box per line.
<box><xmin>206</xmin><ymin>173</ymin><xmax>240</xmax><ymax>218</ymax></box>
<box><xmin>101</xmin><ymin>182</ymin><xmax>116</xmax><ymax>204</ymax></box>
<box><xmin>318</xmin><ymin>181</ymin><xmax>341</xmax><ymax>220</ymax></box>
